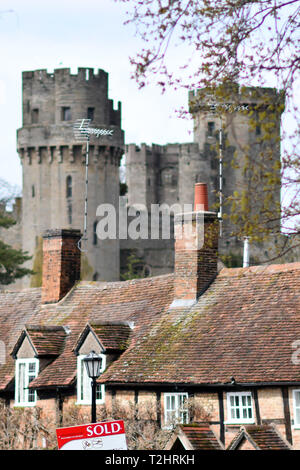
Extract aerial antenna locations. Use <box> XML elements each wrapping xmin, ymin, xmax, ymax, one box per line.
<box><xmin>205</xmin><ymin>99</ymin><xmax>224</xmax><ymax>237</ymax></box>
<box><xmin>218</xmin><ymin>116</ymin><xmax>223</xmax><ymax>238</ymax></box>
<box><xmin>73</xmin><ymin>119</ymin><xmax>114</xmax><ymax>252</ymax></box>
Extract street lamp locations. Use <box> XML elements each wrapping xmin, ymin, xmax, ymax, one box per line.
<box><xmin>83</xmin><ymin>350</ymin><xmax>103</xmax><ymax>423</ymax></box>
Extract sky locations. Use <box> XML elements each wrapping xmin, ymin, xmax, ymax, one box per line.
<box><xmin>0</xmin><ymin>0</ymin><xmax>194</xmax><ymax>189</ymax></box>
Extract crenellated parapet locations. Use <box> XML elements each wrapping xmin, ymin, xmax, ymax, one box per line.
<box><xmin>17</xmin><ymin>144</ymin><xmax>123</xmax><ymax>167</ymax></box>
<box><xmin>21</xmin><ymin>67</ymin><xmax>121</xmax><ymax>127</ymax></box>
<box><xmin>189</xmin><ymin>83</ymin><xmax>285</xmax><ymax>115</ymax></box>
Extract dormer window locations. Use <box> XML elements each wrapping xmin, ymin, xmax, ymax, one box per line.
<box><xmin>15</xmin><ymin>358</ymin><xmax>39</xmax><ymax>406</ymax></box>
<box><xmin>76</xmin><ymin>354</ymin><xmax>106</xmax><ymax>405</ymax></box>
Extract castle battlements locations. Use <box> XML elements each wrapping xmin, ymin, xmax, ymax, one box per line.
<box><xmin>189</xmin><ymin>84</ymin><xmax>285</xmax><ymax>114</ymax></box>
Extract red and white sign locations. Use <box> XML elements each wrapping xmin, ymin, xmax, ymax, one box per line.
<box><xmin>56</xmin><ymin>420</ymin><xmax>127</xmax><ymax>450</ymax></box>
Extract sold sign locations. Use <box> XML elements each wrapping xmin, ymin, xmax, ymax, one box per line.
<box><xmin>56</xmin><ymin>420</ymin><xmax>127</xmax><ymax>450</ymax></box>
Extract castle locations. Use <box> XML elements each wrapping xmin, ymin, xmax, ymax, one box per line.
<box><xmin>0</xmin><ymin>67</ymin><xmax>286</xmax><ymax>286</ymax></box>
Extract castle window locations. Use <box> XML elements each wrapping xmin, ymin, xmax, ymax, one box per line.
<box><xmin>61</xmin><ymin>107</ymin><xmax>71</xmax><ymax>121</ymax></box>
<box><xmin>32</xmin><ymin>185</ymin><xmax>35</xmax><ymax>197</ymax></box>
<box><xmin>226</xmin><ymin>392</ymin><xmax>254</xmax><ymax>424</ymax></box>
<box><xmin>76</xmin><ymin>355</ymin><xmax>105</xmax><ymax>405</ymax></box>
<box><xmin>15</xmin><ymin>358</ymin><xmax>39</xmax><ymax>406</ymax></box>
<box><xmin>93</xmin><ymin>221</ymin><xmax>98</xmax><ymax>245</ymax></box>
<box><xmin>208</xmin><ymin>121</ymin><xmax>215</xmax><ymax>137</ymax></box>
<box><xmin>66</xmin><ymin>175</ymin><xmax>72</xmax><ymax>198</ymax></box>
<box><xmin>92</xmin><ymin>272</ymin><xmax>99</xmax><ymax>281</ymax></box>
<box><xmin>31</xmin><ymin>109</ymin><xmax>39</xmax><ymax>124</ymax></box>
<box><xmin>67</xmin><ymin>204</ymin><xmax>72</xmax><ymax>224</ymax></box>
<box><xmin>164</xmin><ymin>393</ymin><xmax>189</xmax><ymax>429</ymax></box>
<box><xmin>87</xmin><ymin>107</ymin><xmax>94</xmax><ymax>121</ymax></box>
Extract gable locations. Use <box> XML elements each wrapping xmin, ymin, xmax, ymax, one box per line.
<box><xmin>16</xmin><ymin>335</ymin><xmax>36</xmax><ymax>359</ymax></box>
<box><xmin>77</xmin><ymin>330</ymin><xmax>104</xmax><ymax>356</ymax></box>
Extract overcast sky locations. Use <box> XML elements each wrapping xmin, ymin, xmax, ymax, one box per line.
<box><xmin>0</xmin><ymin>0</ymin><xmax>194</xmax><ymax>188</ymax></box>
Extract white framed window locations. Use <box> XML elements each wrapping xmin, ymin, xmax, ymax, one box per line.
<box><xmin>226</xmin><ymin>392</ymin><xmax>254</xmax><ymax>424</ymax></box>
<box><xmin>164</xmin><ymin>392</ymin><xmax>189</xmax><ymax>429</ymax></box>
<box><xmin>15</xmin><ymin>358</ymin><xmax>39</xmax><ymax>406</ymax></box>
<box><xmin>76</xmin><ymin>354</ymin><xmax>106</xmax><ymax>405</ymax></box>
<box><xmin>293</xmin><ymin>390</ymin><xmax>300</xmax><ymax>428</ymax></box>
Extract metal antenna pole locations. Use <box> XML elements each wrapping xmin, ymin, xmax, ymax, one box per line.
<box><xmin>73</xmin><ymin>118</ymin><xmax>114</xmax><ymax>253</ymax></box>
<box><xmin>83</xmin><ymin>137</ymin><xmax>89</xmax><ymax>251</ymax></box>
<box><xmin>218</xmin><ymin>116</ymin><xmax>223</xmax><ymax>238</ymax></box>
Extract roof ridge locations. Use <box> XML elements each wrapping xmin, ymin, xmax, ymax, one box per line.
<box><xmin>219</xmin><ymin>261</ymin><xmax>300</xmax><ymax>277</ymax></box>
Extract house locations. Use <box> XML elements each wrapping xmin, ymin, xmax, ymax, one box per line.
<box><xmin>0</xmin><ymin>184</ymin><xmax>300</xmax><ymax>449</ymax></box>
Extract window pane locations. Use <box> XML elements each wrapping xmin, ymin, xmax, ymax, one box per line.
<box><xmin>28</xmin><ymin>389</ymin><xmax>35</xmax><ymax>403</ymax></box>
<box><xmin>96</xmin><ymin>385</ymin><xmax>102</xmax><ymax>401</ymax></box>
<box><xmin>295</xmin><ymin>391</ymin><xmax>300</xmax><ymax>407</ymax></box>
<box><xmin>296</xmin><ymin>409</ymin><xmax>300</xmax><ymax>425</ymax></box>
<box><xmin>18</xmin><ymin>363</ymin><xmax>26</xmax><ymax>403</ymax></box>
<box><xmin>28</xmin><ymin>362</ymin><xmax>36</xmax><ymax>373</ymax></box>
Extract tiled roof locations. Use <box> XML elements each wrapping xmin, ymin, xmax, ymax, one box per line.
<box><xmin>0</xmin><ymin>288</ymin><xmax>41</xmax><ymax>390</ymax></box>
<box><xmin>74</xmin><ymin>322</ymin><xmax>132</xmax><ymax>354</ymax></box>
<box><xmin>227</xmin><ymin>424</ymin><xmax>292</xmax><ymax>450</ymax></box>
<box><xmin>90</xmin><ymin>322</ymin><xmax>132</xmax><ymax>351</ymax></box>
<box><xmin>173</xmin><ymin>423</ymin><xmax>224</xmax><ymax>450</ymax></box>
<box><xmin>99</xmin><ymin>263</ymin><xmax>300</xmax><ymax>385</ymax></box>
<box><xmin>12</xmin><ymin>325</ymin><xmax>67</xmax><ymax>358</ymax></box>
<box><xmin>1</xmin><ymin>262</ymin><xmax>300</xmax><ymax>391</ymax></box>
<box><xmin>2</xmin><ymin>274</ymin><xmax>173</xmax><ymax>390</ymax></box>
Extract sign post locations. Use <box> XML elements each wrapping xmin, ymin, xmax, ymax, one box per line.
<box><xmin>56</xmin><ymin>419</ymin><xmax>127</xmax><ymax>450</ymax></box>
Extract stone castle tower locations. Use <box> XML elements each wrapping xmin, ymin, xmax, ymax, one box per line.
<box><xmin>17</xmin><ymin>68</ymin><xmax>124</xmax><ymax>285</ymax></box>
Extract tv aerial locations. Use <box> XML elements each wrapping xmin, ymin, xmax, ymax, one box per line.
<box><xmin>73</xmin><ymin>119</ymin><xmax>114</xmax><ymax>252</ymax></box>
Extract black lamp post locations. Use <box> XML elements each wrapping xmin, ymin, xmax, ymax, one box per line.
<box><xmin>83</xmin><ymin>350</ymin><xmax>103</xmax><ymax>423</ymax></box>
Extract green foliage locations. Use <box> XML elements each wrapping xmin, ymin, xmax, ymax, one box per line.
<box><xmin>0</xmin><ymin>239</ymin><xmax>32</xmax><ymax>285</ymax></box>
<box><xmin>121</xmin><ymin>251</ymin><xmax>146</xmax><ymax>281</ymax></box>
<box><xmin>30</xmin><ymin>237</ymin><xmax>43</xmax><ymax>288</ymax></box>
<box><xmin>0</xmin><ymin>209</ymin><xmax>33</xmax><ymax>285</ymax></box>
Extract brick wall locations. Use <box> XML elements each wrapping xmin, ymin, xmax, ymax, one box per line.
<box><xmin>174</xmin><ymin>211</ymin><xmax>219</xmax><ymax>301</ymax></box>
<box><xmin>41</xmin><ymin>229</ymin><xmax>81</xmax><ymax>303</ymax></box>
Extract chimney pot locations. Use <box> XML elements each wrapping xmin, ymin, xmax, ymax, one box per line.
<box><xmin>194</xmin><ymin>183</ymin><xmax>209</xmax><ymax>211</ymax></box>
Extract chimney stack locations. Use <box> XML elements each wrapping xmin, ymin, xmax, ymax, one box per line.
<box><xmin>42</xmin><ymin>229</ymin><xmax>81</xmax><ymax>304</ymax></box>
<box><xmin>173</xmin><ymin>184</ymin><xmax>218</xmax><ymax>306</ymax></box>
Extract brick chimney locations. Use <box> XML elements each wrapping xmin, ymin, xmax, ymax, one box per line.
<box><xmin>172</xmin><ymin>184</ymin><xmax>218</xmax><ymax>306</ymax></box>
<box><xmin>42</xmin><ymin>229</ymin><xmax>81</xmax><ymax>304</ymax></box>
